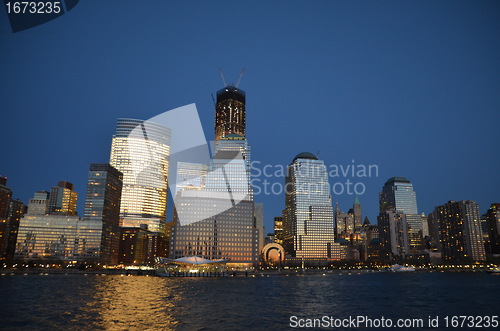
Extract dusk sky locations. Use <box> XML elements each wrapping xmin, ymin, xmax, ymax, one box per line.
<box><xmin>1</xmin><ymin>1</ymin><xmax>499</xmax><ymax>231</ymax></box>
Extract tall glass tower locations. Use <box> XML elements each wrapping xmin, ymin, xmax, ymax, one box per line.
<box><xmin>379</xmin><ymin>177</ymin><xmax>423</xmax><ymax>256</ymax></box>
<box><xmin>171</xmin><ymin>85</ymin><xmax>259</xmax><ymax>267</ymax></box>
<box><xmin>81</xmin><ymin>163</ymin><xmax>123</xmax><ymax>265</ymax></box>
<box><xmin>379</xmin><ymin>177</ymin><xmax>418</xmax><ymax>214</ymax></box>
<box><xmin>110</xmin><ymin>118</ymin><xmax>171</xmax><ymax>233</ymax></box>
<box><xmin>282</xmin><ymin>152</ymin><xmax>336</xmax><ymax>259</ymax></box>
<box><xmin>214</xmin><ymin>86</ymin><xmax>246</xmax><ymax>141</ymax></box>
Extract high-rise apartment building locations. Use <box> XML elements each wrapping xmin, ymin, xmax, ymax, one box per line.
<box><xmin>109</xmin><ymin>118</ymin><xmax>171</xmax><ymax>233</ymax></box>
<box><xmin>282</xmin><ymin>152</ymin><xmax>336</xmax><ymax>259</ymax></box>
<box><xmin>485</xmin><ymin>203</ymin><xmax>500</xmax><ymax>254</ymax></box>
<box><xmin>434</xmin><ymin>200</ymin><xmax>486</xmax><ymax>263</ymax></box>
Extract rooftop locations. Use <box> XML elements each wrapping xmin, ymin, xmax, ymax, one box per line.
<box><xmin>293</xmin><ymin>152</ymin><xmax>318</xmax><ymax>162</ymax></box>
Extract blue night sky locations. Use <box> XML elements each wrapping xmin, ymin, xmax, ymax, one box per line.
<box><xmin>1</xmin><ymin>1</ymin><xmax>499</xmax><ymax>232</ymax></box>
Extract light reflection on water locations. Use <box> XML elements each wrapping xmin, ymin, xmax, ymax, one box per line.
<box><xmin>1</xmin><ymin>273</ymin><xmax>500</xmax><ymax>330</ymax></box>
<box><xmin>90</xmin><ymin>276</ymin><xmax>182</xmax><ymax>330</ymax></box>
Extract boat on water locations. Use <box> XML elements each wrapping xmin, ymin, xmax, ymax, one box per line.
<box><xmin>389</xmin><ymin>264</ymin><xmax>415</xmax><ymax>272</ymax></box>
<box><xmin>486</xmin><ymin>267</ymin><xmax>500</xmax><ymax>274</ymax></box>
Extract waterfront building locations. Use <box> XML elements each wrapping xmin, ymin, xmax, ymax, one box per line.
<box><xmin>81</xmin><ymin>163</ymin><xmax>123</xmax><ymax>265</ymax></box>
<box><xmin>109</xmin><ymin>118</ymin><xmax>171</xmax><ymax>233</ymax></box>
<box><xmin>48</xmin><ymin>181</ymin><xmax>78</xmax><ymax>216</ymax></box>
<box><xmin>378</xmin><ymin>210</ymin><xmax>409</xmax><ymax>263</ymax></box>
<box><xmin>118</xmin><ymin>225</ymin><xmax>167</xmax><ymax>265</ymax></box>
<box><xmin>15</xmin><ymin>213</ymin><xmax>81</xmax><ymax>262</ymax></box>
<box><xmin>434</xmin><ymin>200</ymin><xmax>486</xmax><ymax>263</ymax></box>
<box><xmin>379</xmin><ymin>177</ymin><xmax>424</xmax><ymax>257</ymax></box>
<box><xmin>282</xmin><ymin>152</ymin><xmax>338</xmax><ymax>260</ymax></box>
<box><xmin>171</xmin><ymin>85</ymin><xmax>259</xmax><ymax>268</ymax></box>
<box><xmin>484</xmin><ymin>203</ymin><xmax>500</xmax><ymax>255</ymax></box>
<box><xmin>171</xmin><ymin>190</ymin><xmax>258</xmax><ymax>267</ymax></box>
<box><xmin>0</xmin><ymin>177</ymin><xmax>12</xmax><ymax>261</ymax></box>
<box><xmin>0</xmin><ymin>178</ymin><xmax>25</xmax><ymax>261</ymax></box>
<box><xmin>3</xmin><ymin>199</ymin><xmax>25</xmax><ymax>261</ymax></box>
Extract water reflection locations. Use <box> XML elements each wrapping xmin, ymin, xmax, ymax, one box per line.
<box><xmin>2</xmin><ymin>273</ymin><xmax>500</xmax><ymax>330</ymax></box>
<box><xmin>89</xmin><ymin>276</ymin><xmax>182</xmax><ymax>330</ymax></box>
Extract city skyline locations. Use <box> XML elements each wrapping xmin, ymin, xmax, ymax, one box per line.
<box><xmin>1</xmin><ymin>1</ymin><xmax>499</xmax><ymax>232</ymax></box>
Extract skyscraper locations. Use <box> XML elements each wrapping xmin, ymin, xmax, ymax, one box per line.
<box><xmin>378</xmin><ymin>210</ymin><xmax>410</xmax><ymax>262</ymax></box>
<box><xmin>48</xmin><ymin>181</ymin><xmax>78</xmax><ymax>216</ymax></box>
<box><xmin>379</xmin><ymin>177</ymin><xmax>418</xmax><ymax>214</ymax></box>
<box><xmin>434</xmin><ymin>200</ymin><xmax>486</xmax><ymax>263</ymax></box>
<box><xmin>335</xmin><ymin>204</ymin><xmax>355</xmax><ymax>238</ymax></box>
<box><xmin>175</xmin><ymin>162</ymin><xmax>208</xmax><ymax>192</ymax></box>
<box><xmin>282</xmin><ymin>152</ymin><xmax>336</xmax><ymax>259</ymax></box>
<box><xmin>254</xmin><ymin>202</ymin><xmax>265</xmax><ymax>254</ymax></box>
<box><xmin>353</xmin><ymin>196</ymin><xmax>362</xmax><ymax>229</ymax></box>
<box><xmin>81</xmin><ymin>163</ymin><xmax>123</xmax><ymax>265</ymax></box>
<box><xmin>214</xmin><ymin>86</ymin><xmax>246</xmax><ymax>141</ymax></box>
<box><xmin>110</xmin><ymin>118</ymin><xmax>171</xmax><ymax>233</ymax></box>
<box><xmin>379</xmin><ymin>177</ymin><xmax>424</xmax><ymax>256</ymax></box>
<box><xmin>171</xmin><ymin>85</ymin><xmax>259</xmax><ymax>268</ymax></box>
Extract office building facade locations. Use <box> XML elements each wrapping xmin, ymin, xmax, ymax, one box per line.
<box><xmin>48</xmin><ymin>181</ymin><xmax>78</xmax><ymax>216</ymax></box>
<box><xmin>110</xmin><ymin>118</ymin><xmax>171</xmax><ymax>233</ymax></box>
<box><xmin>379</xmin><ymin>177</ymin><xmax>424</xmax><ymax>257</ymax></box>
<box><xmin>82</xmin><ymin>163</ymin><xmax>123</xmax><ymax>265</ymax></box>
<box><xmin>171</xmin><ymin>85</ymin><xmax>259</xmax><ymax>267</ymax></box>
<box><xmin>282</xmin><ymin>152</ymin><xmax>337</xmax><ymax>259</ymax></box>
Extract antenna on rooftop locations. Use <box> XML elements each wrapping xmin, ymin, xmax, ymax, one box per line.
<box><xmin>218</xmin><ymin>67</ymin><xmax>227</xmax><ymax>87</ymax></box>
<box><xmin>235</xmin><ymin>67</ymin><xmax>246</xmax><ymax>88</ymax></box>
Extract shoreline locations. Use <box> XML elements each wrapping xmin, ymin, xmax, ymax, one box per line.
<box><xmin>1</xmin><ymin>267</ymin><xmax>497</xmax><ymax>277</ymax></box>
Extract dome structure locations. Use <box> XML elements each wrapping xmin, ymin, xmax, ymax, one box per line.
<box><xmin>292</xmin><ymin>152</ymin><xmax>318</xmax><ymax>162</ymax></box>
